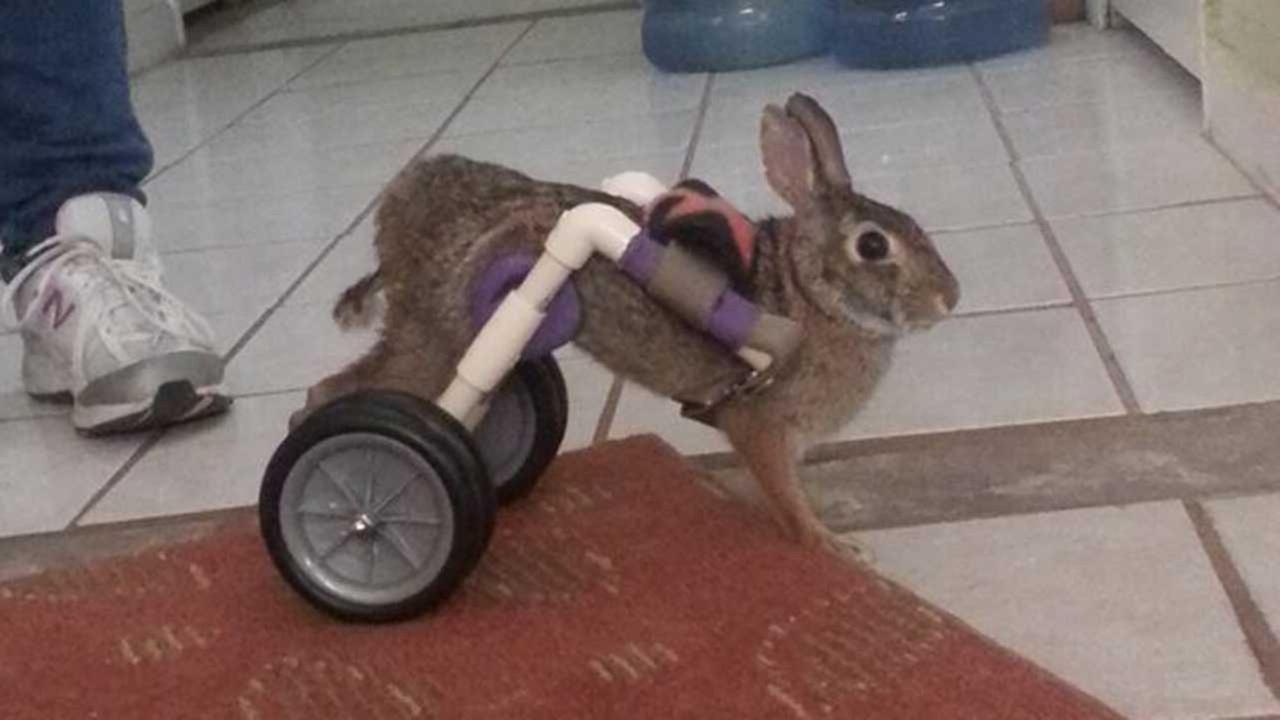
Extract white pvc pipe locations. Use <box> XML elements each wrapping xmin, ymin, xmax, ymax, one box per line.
<box><xmin>437</xmin><ymin>202</ymin><xmax>651</xmax><ymax>427</ymax></box>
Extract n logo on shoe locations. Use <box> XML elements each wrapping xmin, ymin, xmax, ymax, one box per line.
<box><xmin>42</xmin><ymin>289</ymin><xmax>75</xmax><ymax>330</ymax></box>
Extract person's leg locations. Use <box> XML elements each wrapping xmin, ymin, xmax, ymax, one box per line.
<box><xmin>0</xmin><ymin>1</ymin><xmax>154</xmax><ymax>279</ymax></box>
<box><xmin>0</xmin><ymin>1</ymin><xmax>230</xmax><ymax>434</ymax></box>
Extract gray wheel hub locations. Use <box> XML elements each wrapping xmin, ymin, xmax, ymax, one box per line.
<box><xmin>279</xmin><ymin>433</ymin><xmax>456</xmax><ymax>607</ymax></box>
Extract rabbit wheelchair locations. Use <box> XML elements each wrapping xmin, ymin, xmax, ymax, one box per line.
<box><xmin>259</xmin><ymin>172</ymin><xmax>801</xmax><ymax>622</ymax></box>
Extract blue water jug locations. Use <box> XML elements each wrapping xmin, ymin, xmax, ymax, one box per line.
<box><xmin>642</xmin><ymin>0</ymin><xmax>834</xmax><ymax>73</ymax></box>
<box><xmin>831</xmin><ymin>0</ymin><xmax>1049</xmax><ymax>69</ymax></box>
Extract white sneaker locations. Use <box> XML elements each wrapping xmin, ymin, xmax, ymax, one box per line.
<box><xmin>1</xmin><ymin>193</ymin><xmax>231</xmax><ymax>434</ymax></box>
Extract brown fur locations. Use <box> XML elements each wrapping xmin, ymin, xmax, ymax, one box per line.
<box><xmin>299</xmin><ymin>95</ymin><xmax>960</xmax><ymax>557</ymax></box>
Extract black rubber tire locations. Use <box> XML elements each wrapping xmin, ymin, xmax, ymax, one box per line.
<box><xmin>259</xmin><ymin>389</ymin><xmax>496</xmax><ymax>623</ymax></box>
<box><xmin>481</xmin><ymin>357</ymin><xmax>570</xmax><ymax>505</ymax></box>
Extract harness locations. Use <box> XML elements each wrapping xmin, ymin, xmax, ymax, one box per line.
<box><xmin>470</xmin><ymin>182</ymin><xmax>802</xmax><ymax>426</ymax></box>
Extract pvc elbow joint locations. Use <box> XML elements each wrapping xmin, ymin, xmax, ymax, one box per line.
<box><xmin>545</xmin><ymin>203</ymin><xmax>640</xmax><ymax>269</ymax></box>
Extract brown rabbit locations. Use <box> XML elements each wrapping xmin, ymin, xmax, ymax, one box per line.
<box><xmin>294</xmin><ymin>94</ymin><xmax>960</xmax><ymax>556</ymax></box>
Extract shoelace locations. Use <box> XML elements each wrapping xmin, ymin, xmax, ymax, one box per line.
<box><xmin>0</xmin><ymin>235</ymin><xmax>216</xmax><ymax>348</ymax></box>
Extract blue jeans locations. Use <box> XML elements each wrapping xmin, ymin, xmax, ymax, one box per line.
<box><xmin>0</xmin><ymin>1</ymin><xmax>153</xmax><ymax>279</ymax></box>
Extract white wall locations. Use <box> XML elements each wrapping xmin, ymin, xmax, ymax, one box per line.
<box><xmin>1204</xmin><ymin>0</ymin><xmax>1280</xmax><ymax>201</ymax></box>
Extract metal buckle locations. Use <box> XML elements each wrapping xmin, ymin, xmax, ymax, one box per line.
<box><xmin>679</xmin><ymin>367</ymin><xmax>777</xmax><ymax>426</ymax></box>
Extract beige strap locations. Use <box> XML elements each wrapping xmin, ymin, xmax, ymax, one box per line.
<box><xmin>645</xmin><ymin>244</ymin><xmax>729</xmax><ymax>329</ymax></box>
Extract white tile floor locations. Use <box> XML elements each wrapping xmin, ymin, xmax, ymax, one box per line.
<box><xmin>4</xmin><ymin>11</ymin><xmax>1280</xmax><ymax>718</ymax></box>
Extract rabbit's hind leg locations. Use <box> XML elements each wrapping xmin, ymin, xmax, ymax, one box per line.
<box><xmin>288</xmin><ymin>338</ymin><xmax>392</xmax><ymax>431</ymax></box>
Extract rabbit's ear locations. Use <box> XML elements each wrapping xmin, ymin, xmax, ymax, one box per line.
<box><xmin>760</xmin><ymin>104</ymin><xmax>817</xmax><ymax>209</ymax></box>
<box><xmin>784</xmin><ymin>94</ymin><xmax>852</xmax><ymax>190</ymax></box>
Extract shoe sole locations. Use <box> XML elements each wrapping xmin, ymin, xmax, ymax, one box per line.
<box><xmin>74</xmin><ymin>381</ymin><xmax>233</xmax><ymax>436</ymax></box>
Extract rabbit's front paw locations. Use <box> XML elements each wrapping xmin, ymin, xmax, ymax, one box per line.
<box><xmin>800</xmin><ymin>526</ymin><xmax>875</xmax><ymax>566</ymax></box>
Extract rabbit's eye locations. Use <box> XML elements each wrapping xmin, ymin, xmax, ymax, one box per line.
<box><xmin>856</xmin><ymin>231</ymin><xmax>890</xmax><ymax>262</ymax></box>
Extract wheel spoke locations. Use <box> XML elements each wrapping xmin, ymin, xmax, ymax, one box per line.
<box><xmin>368</xmin><ymin>476</ymin><xmax>411</xmax><ymax>515</ymax></box>
<box><xmin>379</xmin><ymin>514</ymin><xmax>441</xmax><ymax>526</ymax></box>
<box><xmin>317</xmin><ymin>529</ymin><xmax>356</xmax><ymax>560</ymax></box>
<box><xmin>295</xmin><ymin>506</ymin><xmax>352</xmax><ymax>521</ymax></box>
<box><xmin>363</xmin><ymin>449</ymin><xmax>377</xmax><ymax>509</ymax></box>
<box><xmin>317</xmin><ymin>461</ymin><xmax>361</xmax><ymax>508</ymax></box>
<box><xmin>375</xmin><ymin>525</ymin><xmax>422</xmax><ymax>570</ymax></box>
<box><xmin>366</xmin><ymin>535</ymin><xmax>378</xmax><ymax>584</ymax></box>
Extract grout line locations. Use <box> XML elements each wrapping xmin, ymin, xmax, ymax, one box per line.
<box><xmin>998</xmin><ymin>191</ymin><xmax>1264</xmax><ymax>225</ymax></box>
<box><xmin>65</xmin><ymin>21</ymin><xmax>540</xmax><ymax>529</ymax></box>
<box><xmin>1088</xmin><ymin>275</ymin><xmax>1280</xmax><ymax>306</ymax></box>
<box><xmin>591</xmin><ymin>70</ymin><xmax>717</xmax><ymax>444</ymax></box>
<box><xmin>185</xmin><ymin>1</ymin><xmax>638</xmax><ymax>58</ymax></box>
<box><xmin>969</xmin><ymin>64</ymin><xmax>1143</xmax><ymax>415</ymax></box>
<box><xmin>678</xmin><ymin>72</ymin><xmax>717</xmax><ymax>179</ymax></box>
<box><xmin>1184</xmin><ymin>499</ymin><xmax>1280</xmax><ymax>702</ymax></box>
<box><xmin>141</xmin><ymin>41</ymin><xmax>347</xmax><ymax>185</ymax></box>
<box><xmin>592</xmin><ymin>377</ymin><xmax>625</xmax><ymax>445</ymax></box>
<box><xmin>66</xmin><ymin>432</ymin><xmax>167</xmax><ymax>528</ymax></box>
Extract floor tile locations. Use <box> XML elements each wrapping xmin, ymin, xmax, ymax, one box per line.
<box><xmin>1020</xmin><ymin>137</ymin><xmax>1255</xmax><ymax>220</ymax></box>
<box><xmin>1054</xmin><ymin>199</ymin><xmax>1280</xmax><ymax>299</ymax></box>
<box><xmin>999</xmin><ymin>83</ymin><xmax>1202</xmax><ymax>160</ymax></box>
<box><xmin>144</xmin><ymin>139</ymin><xmax>419</xmax><ymax>206</ymax></box>
<box><xmin>288</xmin><ymin>221</ymin><xmax>380</xmax><ymax>308</ymax></box>
<box><xmin>832</xmin><ymin>308</ymin><xmax>1123</xmax><ymax>441</ymax></box>
<box><xmin>225</xmin><ymin>302</ymin><xmax>380</xmax><ymax>396</ymax></box>
<box><xmin>191</xmin><ymin>0</ymin><xmax>600</xmax><ymax>51</ymax></box>
<box><xmin>555</xmin><ymin>354</ymin><xmax>616</xmax><ymax>451</ymax></box>
<box><xmin>203</xmin><ymin>92</ymin><xmax>457</xmax><ymax>162</ymax></box>
<box><xmin>857</xmin><ymin>162</ymin><xmax>1033</xmax><ymax>231</ymax></box>
<box><xmin>133</xmin><ymin>46</ymin><xmax>336</xmax><ymax>167</ymax></box>
<box><xmin>974</xmin><ymin>24</ymin><xmax>1154</xmax><ymax>73</ymax></box>
<box><xmin>148</xmin><ymin>184</ymin><xmax>378</xmax><ymax>253</ymax></box>
<box><xmin>131</xmin><ymin>45</ymin><xmax>333</xmax><ymax>121</ymax></box>
<box><xmin>504</xmin><ymin>10</ymin><xmax>642</xmax><ymax>65</ymax></box>
<box><xmin>289</xmin><ymin>23</ymin><xmax>526</xmax><ymax>89</ymax></box>
<box><xmin>277</xmin><ymin>71</ymin><xmax>479</xmax><ymax>116</ymax></box>
<box><xmin>607</xmin><ymin>382</ymin><xmax>730</xmax><ymax>455</ymax></box>
<box><xmin>980</xmin><ymin>44</ymin><xmax>1195</xmax><ymax>114</ymax></box>
<box><xmin>451</xmin><ymin>54</ymin><xmax>705</xmax><ymax>135</ymax></box>
<box><xmin>162</xmin><ymin>240</ymin><xmax>323</xmax><ymax>323</ymax></box>
<box><xmin>1207</xmin><ymin>493</ymin><xmax>1280</xmax><ymax>637</ymax></box>
<box><xmin>1095</xmin><ymin>281</ymin><xmax>1280</xmax><ymax>413</ymax></box>
<box><xmin>0</xmin><ymin>417</ymin><xmax>140</xmax><ymax>537</ymax></box>
<box><xmin>851</xmin><ymin>502</ymin><xmax>1280</xmax><ymax>719</ymax></box>
<box><xmin>702</xmin><ymin>67</ymin><xmax>989</xmax><ymax>145</ymax></box>
<box><xmin>79</xmin><ymin>392</ymin><xmax>303</xmax><ymax>525</ymax></box>
<box><xmin>436</xmin><ymin>113</ymin><xmax>695</xmax><ymax>187</ymax></box>
<box><xmin>932</xmin><ymin>224</ymin><xmax>1071</xmax><ymax>315</ymax></box>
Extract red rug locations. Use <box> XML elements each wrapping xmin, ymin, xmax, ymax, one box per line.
<box><xmin>0</xmin><ymin>436</ymin><xmax>1122</xmax><ymax>719</ymax></box>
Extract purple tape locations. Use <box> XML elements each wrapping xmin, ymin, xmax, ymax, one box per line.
<box><xmin>706</xmin><ymin>290</ymin><xmax>759</xmax><ymax>350</ymax></box>
<box><xmin>619</xmin><ymin>231</ymin><xmax>663</xmax><ymax>285</ymax></box>
<box><xmin>470</xmin><ymin>252</ymin><xmax>580</xmax><ymax>359</ymax></box>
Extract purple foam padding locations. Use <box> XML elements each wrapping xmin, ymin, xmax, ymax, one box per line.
<box><xmin>706</xmin><ymin>290</ymin><xmax>759</xmax><ymax>350</ymax></box>
<box><xmin>619</xmin><ymin>231</ymin><xmax>663</xmax><ymax>285</ymax></box>
<box><xmin>470</xmin><ymin>252</ymin><xmax>581</xmax><ymax>359</ymax></box>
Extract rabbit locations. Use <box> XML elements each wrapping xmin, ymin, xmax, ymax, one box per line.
<box><xmin>293</xmin><ymin>94</ymin><xmax>960</xmax><ymax>559</ymax></box>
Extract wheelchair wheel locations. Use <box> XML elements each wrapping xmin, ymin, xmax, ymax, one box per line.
<box><xmin>260</xmin><ymin>389</ymin><xmax>495</xmax><ymax>622</ymax></box>
<box><xmin>472</xmin><ymin>356</ymin><xmax>569</xmax><ymax>505</ymax></box>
